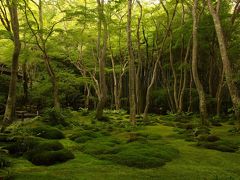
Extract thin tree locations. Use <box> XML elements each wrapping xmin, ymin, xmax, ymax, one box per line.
<box><xmin>127</xmin><ymin>0</ymin><xmax>136</xmax><ymax>125</ymax></box>
<box><xmin>0</xmin><ymin>0</ymin><xmax>21</xmax><ymax>132</ymax></box>
<box><xmin>192</xmin><ymin>0</ymin><xmax>208</xmax><ymax>125</ymax></box>
<box><xmin>95</xmin><ymin>0</ymin><xmax>108</xmax><ymax>120</ymax></box>
<box><xmin>207</xmin><ymin>0</ymin><xmax>240</xmax><ymax>128</ymax></box>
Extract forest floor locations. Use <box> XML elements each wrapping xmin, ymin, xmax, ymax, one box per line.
<box><xmin>1</xmin><ymin>111</ymin><xmax>240</xmax><ymax>180</ymax></box>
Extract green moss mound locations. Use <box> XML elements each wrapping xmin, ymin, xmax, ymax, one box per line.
<box><xmin>81</xmin><ymin>136</ymin><xmax>179</xmax><ymax>169</ymax></box>
<box><xmin>198</xmin><ymin>140</ymin><xmax>239</xmax><ymax>152</ymax></box>
<box><xmin>31</xmin><ymin>126</ymin><xmax>64</xmax><ymax>139</ymax></box>
<box><xmin>197</xmin><ymin>134</ymin><xmax>220</xmax><ymax>142</ymax></box>
<box><xmin>69</xmin><ymin>129</ymin><xmax>106</xmax><ymax>143</ymax></box>
<box><xmin>27</xmin><ymin>149</ymin><xmax>74</xmax><ymax>166</ymax></box>
<box><xmin>3</xmin><ymin>137</ymin><xmax>40</xmax><ymax>156</ymax></box>
<box><xmin>103</xmin><ymin>142</ymin><xmax>179</xmax><ymax>168</ymax></box>
<box><xmin>80</xmin><ymin>137</ymin><xmax>121</xmax><ymax>155</ymax></box>
<box><xmin>35</xmin><ymin>141</ymin><xmax>64</xmax><ymax>151</ymax></box>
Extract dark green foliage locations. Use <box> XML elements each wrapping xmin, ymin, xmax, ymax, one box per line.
<box><xmin>228</xmin><ymin>127</ymin><xmax>240</xmax><ymax>134</ymax></box>
<box><xmin>193</xmin><ymin>126</ymin><xmax>210</xmax><ymax>136</ymax></box>
<box><xmin>198</xmin><ymin>140</ymin><xmax>239</xmax><ymax>152</ymax></box>
<box><xmin>0</xmin><ymin>153</ymin><xmax>10</xmax><ymax>169</ymax></box>
<box><xmin>27</xmin><ymin>149</ymin><xmax>74</xmax><ymax>166</ymax></box>
<box><xmin>197</xmin><ymin>134</ymin><xmax>220</xmax><ymax>142</ymax></box>
<box><xmin>96</xmin><ymin>116</ymin><xmax>110</xmax><ymax>122</ymax></box>
<box><xmin>0</xmin><ymin>134</ymin><xmax>9</xmax><ymax>142</ymax></box>
<box><xmin>42</xmin><ymin>108</ymin><xmax>70</xmax><ymax>127</ymax></box>
<box><xmin>79</xmin><ymin>108</ymin><xmax>89</xmax><ymax>116</ymax></box>
<box><xmin>210</xmin><ymin>116</ymin><xmax>222</xmax><ymax>126</ymax></box>
<box><xmin>31</xmin><ymin>126</ymin><xmax>64</xmax><ymax>139</ymax></box>
<box><xmin>3</xmin><ymin>137</ymin><xmax>40</xmax><ymax>156</ymax></box>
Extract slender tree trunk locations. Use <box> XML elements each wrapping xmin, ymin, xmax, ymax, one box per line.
<box><xmin>1</xmin><ymin>0</ymin><xmax>21</xmax><ymax>132</ymax></box>
<box><xmin>22</xmin><ymin>59</ymin><xmax>28</xmax><ymax>105</ymax></box>
<box><xmin>143</xmin><ymin>0</ymin><xmax>178</xmax><ymax>120</ymax></box>
<box><xmin>216</xmin><ymin>68</ymin><xmax>224</xmax><ymax>116</ymax></box>
<box><xmin>43</xmin><ymin>54</ymin><xmax>60</xmax><ymax>109</ymax></box>
<box><xmin>96</xmin><ymin>0</ymin><xmax>108</xmax><ymax>119</ymax></box>
<box><xmin>127</xmin><ymin>0</ymin><xmax>136</xmax><ymax>125</ymax></box>
<box><xmin>192</xmin><ymin>0</ymin><xmax>208</xmax><ymax>125</ymax></box>
<box><xmin>207</xmin><ymin>0</ymin><xmax>240</xmax><ymax>126</ymax></box>
<box><xmin>169</xmin><ymin>36</ymin><xmax>178</xmax><ymax>111</ymax></box>
<box><xmin>188</xmin><ymin>69</ymin><xmax>193</xmax><ymax>112</ymax></box>
<box><xmin>178</xmin><ymin>38</ymin><xmax>191</xmax><ymax>112</ymax></box>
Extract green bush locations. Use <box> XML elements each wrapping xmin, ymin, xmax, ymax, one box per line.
<box><xmin>31</xmin><ymin>126</ymin><xmax>64</xmax><ymax>139</ymax></box>
<box><xmin>27</xmin><ymin>149</ymin><xmax>74</xmax><ymax>166</ymax></box>
<box><xmin>42</xmin><ymin>108</ymin><xmax>69</xmax><ymax>127</ymax></box>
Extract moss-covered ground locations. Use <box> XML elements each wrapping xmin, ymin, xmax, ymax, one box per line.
<box><xmin>1</xmin><ymin>111</ymin><xmax>240</xmax><ymax>180</ymax></box>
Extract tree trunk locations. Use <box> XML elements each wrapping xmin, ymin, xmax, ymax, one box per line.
<box><xmin>1</xmin><ymin>0</ymin><xmax>21</xmax><ymax>132</ymax></box>
<box><xmin>143</xmin><ymin>0</ymin><xmax>178</xmax><ymax>120</ymax></box>
<box><xmin>127</xmin><ymin>0</ymin><xmax>136</xmax><ymax>125</ymax></box>
<box><xmin>43</xmin><ymin>54</ymin><xmax>60</xmax><ymax>109</ymax></box>
<box><xmin>22</xmin><ymin>59</ymin><xmax>28</xmax><ymax>105</ymax></box>
<box><xmin>178</xmin><ymin>38</ymin><xmax>191</xmax><ymax>112</ymax></box>
<box><xmin>96</xmin><ymin>0</ymin><xmax>108</xmax><ymax>119</ymax></box>
<box><xmin>192</xmin><ymin>0</ymin><xmax>208</xmax><ymax>125</ymax></box>
<box><xmin>207</xmin><ymin>0</ymin><xmax>240</xmax><ymax>126</ymax></box>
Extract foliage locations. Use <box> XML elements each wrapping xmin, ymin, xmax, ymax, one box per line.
<box><xmin>42</xmin><ymin>108</ymin><xmax>71</xmax><ymax>127</ymax></box>
<box><xmin>31</xmin><ymin>126</ymin><xmax>65</xmax><ymax>139</ymax></box>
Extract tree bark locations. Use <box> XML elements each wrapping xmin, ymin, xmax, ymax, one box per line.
<box><xmin>1</xmin><ymin>0</ymin><xmax>21</xmax><ymax>131</ymax></box>
<box><xmin>143</xmin><ymin>0</ymin><xmax>178</xmax><ymax>121</ymax></box>
<box><xmin>192</xmin><ymin>0</ymin><xmax>208</xmax><ymax>125</ymax></box>
<box><xmin>127</xmin><ymin>0</ymin><xmax>136</xmax><ymax>125</ymax></box>
<box><xmin>96</xmin><ymin>0</ymin><xmax>108</xmax><ymax>120</ymax></box>
<box><xmin>207</xmin><ymin>0</ymin><xmax>240</xmax><ymax>126</ymax></box>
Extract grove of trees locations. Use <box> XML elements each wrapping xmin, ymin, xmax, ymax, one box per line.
<box><xmin>0</xmin><ymin>0</ymin><xmax>240</xmax><ymax>129</ymax></box>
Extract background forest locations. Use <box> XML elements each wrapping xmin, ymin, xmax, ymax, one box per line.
<box><xmin>0</xmin><ymin>0</ymin><xmax>240</xmax><ymax>179</ymax></box>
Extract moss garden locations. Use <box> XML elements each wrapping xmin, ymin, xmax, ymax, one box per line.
<box><xmin>0</xmin><ymin>109</ymin><xmax>240</xmax><ymax>179</ymax></box>
<box><xmin>1</xmin><ymin>0</ymin><xmax>240</xmax><ymax>179</ymax></box>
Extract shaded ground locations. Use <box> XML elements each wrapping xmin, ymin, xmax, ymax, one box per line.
<box><xmin>1</xmin><ymin>112</ymin><xmax>240</xmax><ymax>180</ymax></box>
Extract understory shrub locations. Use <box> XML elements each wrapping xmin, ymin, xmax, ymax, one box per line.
<box><xmin>0</xmin><ymin>153</ymin><xmax>10</xmax><ymax>169</ymax></box>
<box><xmin>31</xmin><ymin>126</ymin><xmax>64</xmax><ymax>139</ymax></box>
<box><xmin>42</xmin><ymin>108</ymin><xmax>70</xmax><ymax>127</ymax></box>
